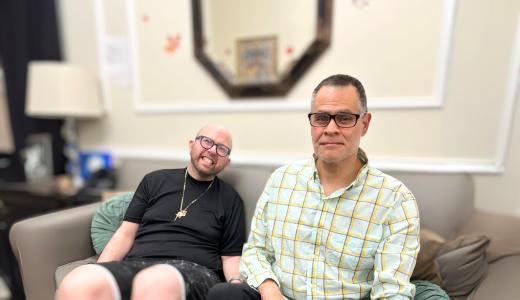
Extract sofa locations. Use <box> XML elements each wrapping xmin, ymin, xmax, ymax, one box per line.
<box><xmin>0</xmin><ymin>278</ymin><xmax>9</xmax><ymax>300</ymax></box>
<box><xmin>9</xmin><ymin>159</ymin><xmax>520</xmax><ymax>300</ymax></box>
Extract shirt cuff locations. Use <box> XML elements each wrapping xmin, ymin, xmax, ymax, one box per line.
<box><xmin>244</xmin><ymin>270</ymin><xmax>280</xmax><ymax>289</ymax></box>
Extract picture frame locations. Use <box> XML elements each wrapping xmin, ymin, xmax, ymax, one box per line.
<box><xmin>236</xmin><ymin>36</ymin><xmax>277</xmax><ymax>84</ymax></box>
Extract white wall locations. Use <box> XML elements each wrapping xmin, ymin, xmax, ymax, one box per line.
<box><xmin>474</xmin><ymin>86</ymin><xmax>520</xmax><ymax>215</ymax></box>
<box><xmin>56</xmin><ymin>0</ymin><xmax>520</xmax><ymax>216</ymax></box>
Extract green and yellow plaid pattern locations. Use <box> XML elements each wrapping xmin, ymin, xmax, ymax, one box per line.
<box><xmin>240</xmin><ymin>159</ymin><xmax>420</xmax><ymax>299</ymax></box>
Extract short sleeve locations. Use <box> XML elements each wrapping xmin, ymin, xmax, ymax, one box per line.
<box><xmin>220</xmin><ymin>192</ymin><xmax>246</xmax><ymax>256</ymax></box>
<box><xmin>124</xmin><ymin>174</ymin><xmax>150</xmax><ymax>223</ymax></box>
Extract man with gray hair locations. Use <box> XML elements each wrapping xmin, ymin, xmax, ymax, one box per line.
<box><xmin>208</xmin><ymin>74</ymin><xmax>420</xmax><ymax>299</ymax></box>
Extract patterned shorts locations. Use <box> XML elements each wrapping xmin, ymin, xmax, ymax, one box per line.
<box><xmin>97</xmin><ymin>260</ymin><xmax>221</xmax><ymax>300</ymax></box>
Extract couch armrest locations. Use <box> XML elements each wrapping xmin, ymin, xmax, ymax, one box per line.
<box><xmin>9</xmin><ymin>202</ymin><xmax>100</xmax><ymax>300</ymax></box>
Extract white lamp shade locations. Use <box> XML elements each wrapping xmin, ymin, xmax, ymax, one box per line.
<box><xmin>26</xmin><ymin>61</ymin><xmax>103</xmax><ymax>118</ymax></box>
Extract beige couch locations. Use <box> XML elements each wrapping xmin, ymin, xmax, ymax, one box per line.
<box><xmin>9</xmin><ymin>159</ymin><xmax>520</xmax><ymax>300</ymax></box>
<box><xmin>0</xmin><ymin>278</ymin><xmax>10</xmax><ymax>300</ymax></box>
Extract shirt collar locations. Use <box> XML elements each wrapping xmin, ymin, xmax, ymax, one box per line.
<box><xmin>311</xmin><ymin>148</ymin><xmax>369</xmax><ymax>189</ymax></box>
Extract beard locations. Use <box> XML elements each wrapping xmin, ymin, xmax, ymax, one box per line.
<box><xmin>189</xmin><ymin>152</ymin><xmax>220</xmax><ymax>180</ymax></box>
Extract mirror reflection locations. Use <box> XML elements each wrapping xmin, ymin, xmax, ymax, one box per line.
<box><xmin>192</xmin><ymin>0</ymin><xmax>332</xmax><ymax>98</ymax></box>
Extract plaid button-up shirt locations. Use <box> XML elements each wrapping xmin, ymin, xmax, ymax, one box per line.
<box><xmin>240</xmin><ymin>158</ymin><xmax>420</xmax><ymax>299</ymax></box>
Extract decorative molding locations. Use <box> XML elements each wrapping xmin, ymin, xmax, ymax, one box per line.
<box><xmin>94</xmin><ymin>0</ymin><xmax>111</xmax><ymax>112</ymax></box>
<box><xmin>94</xmin><ymin>147</ymin><xmax>502</xmax><ymax>174</ymax></box>
<box><xmin>494</xmin><ymin>15</ymin><xmax>520</xmax><ymax>170</ymax></box>
<box><xmin>132</xmin><ymin>96</ymin><xmax>441</xmax><ymax>114</ymax></box>
<box><xmin>369</xmin><ymin>157</ymin><xmax>502</xmax><ymax>174</ymax></box>
<box><xmin>435</xmin><ymin>0</ymin><xmax>457</xmax><ymax>107</ymax></box>
<box><xmin>126</xmin><ymin>0</ymin><xmax>141</xmax><ymax>113</ymax></box>
<box><xmin>118</xmin><ymin>0</ymin><xmax>456</xmax><ymax>113</ymax></box>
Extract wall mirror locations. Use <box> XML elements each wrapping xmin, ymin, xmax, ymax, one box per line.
<box><xmin>192</xmin><ymin>0</ymin><xmax>332</xmax><ymax>98</ymax></box>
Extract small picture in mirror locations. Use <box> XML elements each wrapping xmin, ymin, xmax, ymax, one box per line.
<box><xmin>236</xmin><ymin>36</ymin><xmax>277</xmax><ymax>85</ymax></box>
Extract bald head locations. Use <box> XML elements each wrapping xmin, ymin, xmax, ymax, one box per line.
<box><xmin>196</xmin><ymin>124</ymin><xmax>233</xmax><ymax>150</ymax></box>
<box><xmin>188</xmin><ymin>124</ymin><xmax>233</xmax><ymax>180</ymax></box>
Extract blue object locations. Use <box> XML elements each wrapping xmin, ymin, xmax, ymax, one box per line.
<box><xmin>79</xmin><ymin>151</ymin><xmax>113</xmax><ymax>181</ymax></box>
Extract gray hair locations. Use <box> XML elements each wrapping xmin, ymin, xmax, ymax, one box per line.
<box><xmin>311</xmin><ymin>74</ymin><xmax>367</xmax><ymax>113</ymax></box>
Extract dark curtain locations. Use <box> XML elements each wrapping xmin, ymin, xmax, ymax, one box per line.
<box><xmin>0</xmin><ymin>0</ymin><xmax>66</xmax><ymax>183</ymax></box>
<box><xmin>0</xmin><ymin>0</ymin><xmax>65</xmax><ymax>298</ymax></box>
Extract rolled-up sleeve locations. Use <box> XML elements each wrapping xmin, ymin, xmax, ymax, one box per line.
<box><xmin>239</xmin><ymin>174</ymin><xmax>280</xmax><ymax>288</ymax></box>
<box><xmin>371</xmin><ymin>187</ymin><xmax>420</xmax><ymax>299</ymax></box>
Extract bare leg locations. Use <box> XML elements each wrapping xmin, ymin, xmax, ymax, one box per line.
<box><xmin>56</xmin><ymin>264</ymin><xmax>119</xmax><ymax>300</ymax></box>
<box><xmin>131</xmin><ymin>264</ymin><xmax>184</xmax><ymax>300</ymax></box>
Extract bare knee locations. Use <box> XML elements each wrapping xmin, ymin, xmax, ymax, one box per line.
<box><xmin>56</xmin><ymin>265</ymin><xmax>114</xmax><ymax>300</ymax></box>
<box><xmin>131</xmin><ymin>264</ymin><xmax>183</xmax><ymax>300</ymax></box>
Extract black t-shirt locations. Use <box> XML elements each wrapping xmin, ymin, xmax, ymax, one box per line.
<box><xmin>123</xmin><ymin>168</ymin><xmax>246</xmax><ymax>278</ymax></box>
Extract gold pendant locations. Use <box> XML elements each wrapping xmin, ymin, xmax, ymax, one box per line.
<box><xmin>175</xmin><ymin>209</ymin><xmax>187</xmax><ymax>220</ymax></box>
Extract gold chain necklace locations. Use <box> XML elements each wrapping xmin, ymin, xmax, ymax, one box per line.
<box><xmin>174</xmin><ymin>169</ymin><xmax>214</xmax><ymax>221</ymax></box>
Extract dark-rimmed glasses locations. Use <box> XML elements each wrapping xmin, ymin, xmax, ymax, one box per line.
<box><xmin>195</xmin><ymin>135</ymin><xmax>231</xmax><ymax>157</ymax></box>
<box><xmin>308</xmin><ymin>112</ymin><xmax>363</xmax><ymax>128</ymax></box>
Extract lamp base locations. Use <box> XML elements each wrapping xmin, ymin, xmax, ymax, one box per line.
<box><xmin>62</xmin><ymin>118</ymin><xmax>83</xmax><ymax>189</ymax></box>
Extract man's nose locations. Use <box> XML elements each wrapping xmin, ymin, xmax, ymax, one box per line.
<box><xmin>206</xmin><ymin>144</ymin><xmax>218</xmax><ymax>155</ymax></box>
<box><xmin>324</xmin><ymin>118</ymin><xmax>340</xmax><ymax>133</ymax></box>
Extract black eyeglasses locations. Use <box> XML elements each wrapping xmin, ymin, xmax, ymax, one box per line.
<box><xmin>308</xmin><ymin>112</ymin><xmax>362</xmax><ymax>128</ymax></box>
<box><xmin>195</xmin><ymin>135</ymin><xmax>231</xmax><ymax>157</ymax></box>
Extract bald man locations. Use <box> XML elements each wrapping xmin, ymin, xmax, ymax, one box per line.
<box><xmin>57</xmin><ymin>125</ymin><xmax>246</xmax><ymax>300</ymax></box>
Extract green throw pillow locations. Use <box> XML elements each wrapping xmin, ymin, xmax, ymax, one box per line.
<box><xmin>91</xmin><ymin>192</ymin><xmax>134</xmax><ymax>254</ymax></box>
<box><xmin>413</xmin><ymin>280</ymin><xmax>450</xmax><ymax>300</ymax></box>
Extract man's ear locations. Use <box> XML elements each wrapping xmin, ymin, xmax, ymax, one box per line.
<box><xmin>188</xmin><ymin>139</ymin><xmax>195</xmax><ymax>151</ymax></box>
<box><xmin>224</xmin><ymin>157</ymin><xmax>231</xmax><ymax>169</ymax></box>
<box><xmin>361</xmin><ymin>112</ymin><xmax>372</xmax><ymax>136</ymax></box>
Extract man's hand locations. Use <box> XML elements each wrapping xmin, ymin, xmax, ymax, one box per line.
<box><xmin>258</xmin><ymin>279</ymin><xmax>284</xmax><ymax>300</ymax></box>
<box><xmin>221</xmin><ymin>255</ymin><xmax>241</xmax><ymax>283</ymax></box>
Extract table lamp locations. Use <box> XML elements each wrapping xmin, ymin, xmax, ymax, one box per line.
<box><xmin>25</xmin><ymin>61</ymin><xmax>103</xmax><ymax>188</ymax></box>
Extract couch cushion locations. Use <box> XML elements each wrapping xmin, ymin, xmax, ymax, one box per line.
<box><xmin>91</xmin><ymin>192</ymin><xmax>134</xmax><ymax>254</ymax></box>
<box><xmin>468</xmin><ymin>254</ymin><xmax>520</xmax><ymax>300</ymax></box>
<box><xmin>390</xmin><ymin>172</ymin><xmax>474</xmax><ymax>238</ymax></box>
<box><xmin>411</xmin><ymin>228</ymin><xmax>445</xmax><ymax>285</ymax></box>
<box><xmin>436</xmin><ymin>234</ymin><xmax>490</xmax><ymax>297</ymax></box>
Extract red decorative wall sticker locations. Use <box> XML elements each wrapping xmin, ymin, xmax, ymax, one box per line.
<box><xmin>285</xmin><ymin>46</ymin><xmax>294</xmax><ymax>56</ymax></box>
<box><xmin>164</xmin><ymin>34</ymin><xmax>181</xmax><ymax>55</ymax></box>
<box><xmin>224</xmin><ymin>48</ymin><xmax>231</xmax><ymax>56</ymax></box>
